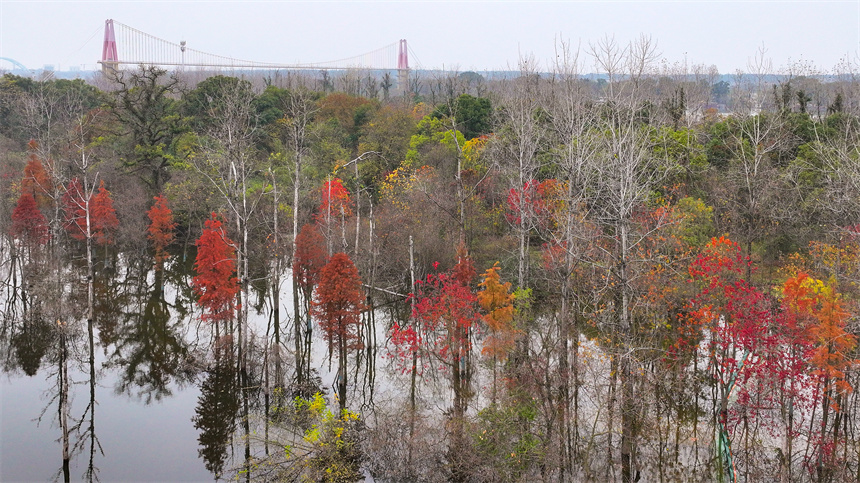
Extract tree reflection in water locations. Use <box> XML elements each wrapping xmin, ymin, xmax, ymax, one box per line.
<box><xmin>1</xmin><ymin>246</ymin><xmax>203</xmax><ymax>481</ymax></box>
<box><xmin>193</xmin><ymin>338</ymin><xmax>239</xmax><ymax>478</ymax></box>
<box><xmin>109</xmin><ymin>265</ymin><xmax>195</xmax><ymax>403</ymax></box>
<box><xmin>11</xmin><ymin>309</ymin><xmax>55</xmax><ymax>376</ymax></box>
<box><xmin>2</xmin><ymin>245</ymin><xmax>280</xmax><ymax>481</ymax></box>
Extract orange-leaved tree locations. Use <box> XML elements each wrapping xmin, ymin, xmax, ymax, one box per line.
<box><xmin>478</xmin><ymin>262</ymin><xmax>516</xmax><ymax>359</ymax></box>
<box><xmin>782</xmin><ymin>272</ymin><xmax>857</xmax><ymax>479</ymax></box>
<box><xmin>91</xmin><ymin>181</ymin><xmax>119</xmax><ymax>245</ymax></box>
<box><xmin>21</xmin><ymin>143</ymin><xmax>53</xmax><ymax>209</ymax></box>
<box><xmin>477</xmin><ymin>262</ymin><xmax>516</xmax><ymax>405</ymax></box>
<box><xmin>192</xmin><ymin>213</ymin><xmax>239</xmax><ymax>324</ymax></box>
<box><xmin>312</xmin><ymin>252</ymin><xmax>365</xmax><ymax>411</ymax></box>
<box><xmin>147</xmin><ymin>195</ymin><xmax>176</xmax><ymax>267</ymax></box>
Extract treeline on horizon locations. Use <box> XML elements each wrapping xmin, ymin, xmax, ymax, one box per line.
<box><xmin>4</xmin><ymin>37</ymin><xmax>860</xmax><ymax>482</ymax></box>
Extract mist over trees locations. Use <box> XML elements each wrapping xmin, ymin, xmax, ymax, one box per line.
<box><xmin>4</xmin><ymin>40</ymin><xmax>860</xmax><ymax>482</ymax></box>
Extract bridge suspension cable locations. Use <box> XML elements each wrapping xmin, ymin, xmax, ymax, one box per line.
<box><xmin>100</xmin><ymin>19</ymin><xmax>408</xmax><ymax>71</ymax></box>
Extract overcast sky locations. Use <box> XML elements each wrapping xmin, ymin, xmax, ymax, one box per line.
<box><xmin>1</xmin><ymin>1</ymin><xmax>858</xmax><ymax>75</ymax></box>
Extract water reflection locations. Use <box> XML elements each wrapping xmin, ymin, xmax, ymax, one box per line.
<box><xmin>193</xmin><ymin>340</ymin><xmax>240</xmax><ymax>478</ymax></box>
<box><xmin>80</xmin><ymin>308</ymin><xmax>102</xmax><ymax>483</ymax></box>
<box><xmin>1</xmin><ymin>242</ymin><xmax>353</xmax><ymax>482</ymax></box>
<box><xmin>1</xmin><ymin>248</ymin><xmax>211</xmax><ymax>481</ymax></box>
<box><xmin>56</xmin><ymin>320</ymin><xmax>74</xmax><ymax>483</ymax></box>
<box><xmin>11</xmin><ymin>309</ymin><xmax>55</xmax><ymax>376</ymax></box>
<box><xmin>110</xmin><ymin>267</ymin><xmax>195</xmax><ymax>403</ymax></box>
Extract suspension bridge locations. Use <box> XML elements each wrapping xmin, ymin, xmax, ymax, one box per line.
<box><xmin>99</xmin><ymin>19</ymin><xmax>411</xmax><ymax>73</ymax></box>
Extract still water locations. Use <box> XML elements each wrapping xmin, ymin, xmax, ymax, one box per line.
<box><xmin>0</xmin><ymin>250</ymin><xmax>294</xmax><ymax>482</ymax></box>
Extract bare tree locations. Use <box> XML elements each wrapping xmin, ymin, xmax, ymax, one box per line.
<box><xmin>719</xmin><ymin>46</ymin><xmax>790</xmax><ymax>279</ymax></box>
<box><xmin>586</xmin><ymin>34</ymin><xmax>673</xmax><ymax>483</ymax></box>
<box><xmin>193</xmin><ymin>77</ymin><xmax>264</xmax><ymax>376</ymax></box>
<box><xmin>542</xmin><ymin>37</ymin><xmax>606</xmax><ymax>479</ymax></box>
<box><xmin>280</xmin><ymin>87</ymin><xmax>319</xmax><ymax>388</ymax></box>
<box><xmin>492</xmin><ymin>54</ymin><xmax>547</xmax><ymax>289</ymax></box>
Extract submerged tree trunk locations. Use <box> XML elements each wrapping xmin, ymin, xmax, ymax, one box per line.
<box><xmin>619</xmin><ymin>222</ymin><xmax>637</xmax><ymax>483</ymax></box>
<box><xmin>338</xmin><ymin>336</ymin><xmax>348</xmax><ymax>412</ymax></box>
<box><xmin>559</xmin><ymin>282</ymin><xmax>571</xmax><ymax>480</ymax></box>
<box><xmin>270</xmin><ymin>171</ymin><xmax>283</xmax><ymax>388</ymax></box>
<box><xmin>293</xmin><ymin>274</ymin><xmax>304</xmax><ymax>389</ymax></box>
<box><xmin>59</xmin><ymin>324</ymin><xmax>71</xmax><ymax>483</ymax></box>
<box><xmin>407</xmin><ymin>235</ymin><xmax>418</xmax><ymax>474</ymax></box>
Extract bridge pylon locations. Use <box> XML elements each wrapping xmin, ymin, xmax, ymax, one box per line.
<box><xmin>101</xmin><ymin>19</ymin><xmax>119</xmax><ymax>74</ymax></box>
<box><xmin>397</xmin><ymin>39</ymin><xmax>410</xmax><ymax>95</ymax></box>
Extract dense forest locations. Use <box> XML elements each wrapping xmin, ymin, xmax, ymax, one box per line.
<box><xmin>3</xmin><ymin>38</ymin><xmax>860</xmax><ymax>482</ymax></box>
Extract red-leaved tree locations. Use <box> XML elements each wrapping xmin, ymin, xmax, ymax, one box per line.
<box><xmin>315</xmin><ymin>177</ymin><xmax>353</xmax><ymax>254</ymax></box>
<box><xmin>147</xmin><ymin>195</ymin><xmax>176</xmax><ymax>267</ymax></box>
<box><xmin>391</xmin><ymin>252</ymin><xmax>481</xmax><ymax>406</ymax></box>
<box><xmin>312</xmin><ymin>252</ymin><xmax>365</xmax><ymax>410</ymax></box>
<box><xmin>192</xmin><ymin>213</ymin><xmax>239</xmax><ymax>323</ymax></box>
<box><xmin>317</xmin><ymin>178</ymin><xmax>353</xmax><ymax>219</ymax></box>
<box><xmin>390</xmin><ymin>247</ymin><xmax>481</xmax><ymax>480</ymax></box>
<box><xmin>11</xmin><ymin>192</ymin><xmax>50</xmax><ymax>248</ymax></box>
<box><xmin>63</xmin><ymin>179</ymin><xmax>119</xmax><ymax>245</ymax></box>
<box><xmin>294</xmin><ymin>223</ymin><xmax>328</xmax><ymax>301</ymax></box>
<box><xmin>293</xmin><ymin>223</ymin><xmax>328</xmax><ymax>386</ymax></box>
<box><xmin>506</xmin><ymin>178</ymin><xmax>563</xmax><ymax>229</ymax></box>
<box><xmin>685</xmin><ymin>236</ymin><xmax>787</xmax><ymax>481</ymax></box>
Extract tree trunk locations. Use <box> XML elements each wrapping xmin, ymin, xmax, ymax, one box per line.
<box><xmin>559</xmin><ymin>281</ymin><xmax>571</xmax><ymax>480</ymax></box>
<box><xmin>408</xmin><ymin>235</ymin><xmax>418</xmax><ymax>473</ymax></box>
<box><xmin>271</xmin><ymin>172</ymin><xmax>283</xmax><ymax>388</ymax></box>
<box><xmin>338</xmin><ymin>336</ymin><xmax>348</xmax><ymax>412</ymax></box>
<box><xmin>607</xmin><ymin>353</ymin><xmax>618</xmax><ymax>481</ymax></box>
<box><xmin>59</xmin><ymin>326</ymin><xmax>70</xmax><ymax>483</ymax></box>
<box><xmin>293</xmin><ymin>275</ymin><xmax>303</xmax><ymax>388</ymax></box>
